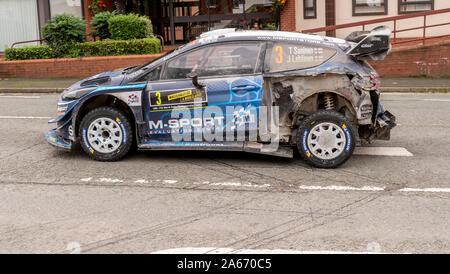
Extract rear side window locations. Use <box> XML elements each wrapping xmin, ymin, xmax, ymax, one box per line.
<box><xmin>161</xmin><ymin>42</ymin><xmax>262</xmax><ymax>80</ymax></box>
<box><xmin>265</xmin><ymin>43</ymin><xmax>336</xmax><ymax>73</ymax></box>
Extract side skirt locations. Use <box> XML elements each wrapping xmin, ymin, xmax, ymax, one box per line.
<box><xmin>138</xmin><ymin>141</ymin><xmax>294</xmax><ymax>158</ymax></box>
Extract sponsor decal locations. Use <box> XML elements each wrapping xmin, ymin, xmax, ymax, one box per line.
<box><xmin>82</xmin><ymin>128</ymin><xmax>94</xmax><ymax>154</ymax></box>
<box><xmin>116</xmin><ymin>117</ymin><xmax>126</xmax><ymax>144</ymax></box>
<box><xmin>149</xmin><ymin>87</ymin><xmax>207</xmax><ymax>112</ymax></box>
<box><xmin>127</xmin><ymin>93</ymin><xmax>139</xmax><ymax>105</ymax></box>
<box><xmin>110</xmin><ymin>91</ymin><xmax>142</xmax><ymax>106</ymax></box>
<box><xmin>68</xmin><ymin>125</ymin><xmax>74</xmax><ymax>137</ymax></box>
<box><xmin>302</xmin><ymin>129</ymin><xmax>311</xmax><ymax>157</ymax></box>
<box><xmin>361</xmin><ymin>44</ymin><xmax>374</xmax><ymax>48</ymax></box>
<box><xmin>342</xmin><ymin>124</ymin><xmax>351</xmax><ymax>152</ymax></box>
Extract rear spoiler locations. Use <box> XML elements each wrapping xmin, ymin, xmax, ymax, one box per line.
<box><xmin>345</xmin><ymin>26</ymin><xmax>391</xmax><ymax>61</ymax></box>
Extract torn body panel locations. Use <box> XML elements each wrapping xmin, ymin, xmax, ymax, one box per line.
<box><xmin>261</xmin><ymin>72</ymin><xmax>395</xmax><ymax>145</ymax></box>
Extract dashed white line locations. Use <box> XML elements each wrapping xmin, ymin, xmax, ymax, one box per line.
<box><xmin>79</xmin><ymin>178</ymin><xmax>450</xmax><ymax>194</ymax></box>
<box><xmin>354</xmin><ymin>147</ymin><xmax>413</xmax><ymax>157</ymax></box>
<box><xmin>0</xmin><ymin>95</ymin><xmax>41</xmax><ymax>99</ymax></box>
<box><xmin>422</xmin><ymin>99</ymin><xmax>450</xmax><ymax>102</ymax></box>
<box><xmin>299</xmin><ymin>185</ymin><xmax>385</xmax><ymax>192</ymax></box>
<box><xmin>0</xmin><ymin>116</ymin><xmax>51</xmax><ymax>119</ymax></box>
<box><xmin>399</xmin><ymin>188</ymin><xmax>450</xmax><ymax>193</ymax></box>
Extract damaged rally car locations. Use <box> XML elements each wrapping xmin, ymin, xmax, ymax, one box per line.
<box><xmin>46</xmin><ymin>27</ymin><xmax>396</xmax><ymax>168</ymax></box>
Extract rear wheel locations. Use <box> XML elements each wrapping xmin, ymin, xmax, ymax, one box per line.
<box><xmin>79</xmin><ymin>107</ymin><xmax>133</xmax><ymax>161</ymax></box>
<box><xmin>296</xmin><ymin>110</ymin><xmax>356</xmax><ymax>168</ymax></box>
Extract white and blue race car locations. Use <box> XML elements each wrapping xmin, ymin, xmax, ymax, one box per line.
<box><xmin>47</xmin><ymin>27</ymin><xmax>395</xmax><ymax>168</ymax></box>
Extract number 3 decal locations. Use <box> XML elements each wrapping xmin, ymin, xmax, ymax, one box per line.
<box><xmin>155</xmin><ymin>92</ymin><xmax>161</xmax><ymax>105</ymax></box>
<box><xmin>275</xmin><ymin>46</ymin><xmax>283</xmax><ymax>64</ymax></box>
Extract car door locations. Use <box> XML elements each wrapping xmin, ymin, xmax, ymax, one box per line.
<box><xmin>144</xmin><ymin>41</ymin><xmax>264</xmax><ymax>144</ymax></box>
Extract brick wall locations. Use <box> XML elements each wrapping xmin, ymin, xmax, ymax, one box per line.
<box><xmin>280</xmin><ymin>0</ymin><xmax>296</xmax><ymax>31</ymax></box>
<box><xmin>369</xmin><ymin>42</ymin><xmax>450</xmax><ymax>77</ymax></box>
<box><xmin>0</xmin><ymin>54</ymin><xmax>163</xmax><ymax>78</ymax></box>
<box><xmin>1</xmin><ymin>42</ymin><xmax>449</xmax><ymax>78</ymax></box>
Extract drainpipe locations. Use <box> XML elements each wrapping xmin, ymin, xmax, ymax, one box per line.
<box><xmin>206</xmin><ymin>0</ymin><xmax>211</xmax><ymax>31</ymax></box>
<box><xmin>169</xmin><ymin>0</ymin><xmax>175</xmax><ymax>45</ymax></box>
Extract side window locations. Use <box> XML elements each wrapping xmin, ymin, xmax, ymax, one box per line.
<box><xmin>162</xmin><ymin>48</ymin><xmax>207</xmax><ymax>80</ymax></box>
<box><xmin>135</xmin><ymin>66</ymin><xmax>161</xmax><ymax>82</ymax></box>
<box><xmin>265</xmin><ymin>43</ymin><xmax>336</xmax><ymax>73</ymax></box>
<box><xmin>161</xmin><ymin>42</ymin><xmax>262</xmax><ymax>80</ymax></box>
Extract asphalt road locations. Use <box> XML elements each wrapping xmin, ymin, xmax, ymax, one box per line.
<box><xmin>0</xmin><ymin>93</ymin><xmax>449</xmax><ymax>254</ymax></box>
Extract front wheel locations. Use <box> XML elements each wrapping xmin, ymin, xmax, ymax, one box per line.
<box><xmin>296</xmin><ymin>110</ymin><xmax>356</xmax><ymax>168</ymax></box>
<box><xmin>79</xmin><ymin>107</ymin><xmax>133</xmax><ymax>161</ymax></box>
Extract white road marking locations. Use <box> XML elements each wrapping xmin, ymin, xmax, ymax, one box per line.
<box><xmin>97</xmin><ymin>178</ymin><xmax>123</xmax><ymax>183</ymax></box>
<box><xmin>152</xmin><ymin>247</ymin><xmax>388</xmax><ymax>254</ymax></box>
<box><xmin>135</xmin><ymin>179</ymin><xmax>150</xmax><ymax>184</ymax></box>
<box><xmin>399</xmin><ymin>188</ymin><xmax>450</xmax><ymax>193</ymax></box>
<box><xmin>201</xmin><ymin>181</ymin><xmax>271</xmax><ymax>188</ymax></box>
<box><xmin>422</xmin><ymin>99</ymin><xmax>450</xmax><ymax>102</ymax></box>
<box><xmin>80</xmin><ymin>178</ymin><xmax>450</xmax><ymax>194</ymax></box>
<box><xmin>299</xmin><ymin>185</ymin><xmax>385</xmax><ymax>192</ymax></box>
<box><xmin>354</xmin><ymin>147</ymin><xmax>413</xmax><ymax>157</ymax></box>
<box><xmin>0</xmin><ymin>95</ymin><xmax>41</xmax><ymax>99</ymax></box>
<box><xmin>0</xmin><ymin>116</ymin><xmax>51</xmax><ymax>119</ymax></box>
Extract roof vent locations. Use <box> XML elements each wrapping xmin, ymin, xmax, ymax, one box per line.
<box><xmin>200</xmin><ymin>28</ymin><xmax>236</xmax><ymax>39</ymax></box>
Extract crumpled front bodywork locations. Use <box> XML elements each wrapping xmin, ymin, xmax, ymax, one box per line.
<box><xmin>260</xmin><ymin>51</ymin><xmax>395</xmax><ymax>145</ymax></box>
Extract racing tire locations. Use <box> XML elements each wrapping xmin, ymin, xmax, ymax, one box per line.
<box><xmin>296</xmin><ymin>110</ymin><xmax>356</xmax><ymax>168</ymax></box>
<box><xmin>79</xmin><ymin>107</ymin><xmax>133</xmax><ymax>161</ymax></box>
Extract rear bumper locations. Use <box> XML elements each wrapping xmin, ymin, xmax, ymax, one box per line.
<box><xmin>46</xmin><ymin>129</ymin><xmax>72</xmax><ymax>151</ymax></box>
<box><xmin>374</xmin><ymin>110</ymin><xmax>396</xmax><ymax>140</ymax></box>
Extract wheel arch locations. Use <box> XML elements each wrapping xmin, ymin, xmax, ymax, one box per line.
<box><xmin>293</xmin><ymin>90</ymin><xmax>358</xmax><ymax>126</ymax></box>
<box><xmin>73</xmin><ymin>94</ymin><xmax>136</xmax><ymax>139</ymax></box>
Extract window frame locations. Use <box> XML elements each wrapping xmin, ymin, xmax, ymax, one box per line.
<box><xmin>303</xmin><ymin>0</ymin><xmax>317</xmax><ymax>19</ymax></box>
<box><xmin>398</xmin><ymin>0</ymin><xmax>434</xmax><ymax>14</ymax></box>
<box><xmin>352</xmin><ymin>0</ymin><xmax>388</xmax><ymax>16</ymax></box>
<box><xmin>160</xmin><ymin>41</ymin><xmax>265</xmax><ymax>81</ymax></box>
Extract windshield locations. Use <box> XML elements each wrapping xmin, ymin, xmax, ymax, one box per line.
<box><xmin>126</xmin><ymin>48</ymin><xmax>178</xmax><ymax>74</ymax></box>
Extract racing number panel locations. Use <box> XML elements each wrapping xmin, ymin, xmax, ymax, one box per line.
<box><xmin>149</xmin><ymin>87</ymin><xmax>208</xmax><ymax>112</ymax></box>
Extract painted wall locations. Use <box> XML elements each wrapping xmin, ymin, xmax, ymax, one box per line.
<box><xmin>295</xmin><ymin>0</ymin><xmax>450</xmax><ymax>38</ymax></box>
<box><xmin>0</xmin><ymin>0</ymin><xmax>41</xmax><ymax>52</ymax></box>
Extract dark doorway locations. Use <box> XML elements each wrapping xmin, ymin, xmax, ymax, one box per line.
<box><xmin>118</xmin><ymin>0</ymin><xmax>275</xmax><ymax>45</ymax></box>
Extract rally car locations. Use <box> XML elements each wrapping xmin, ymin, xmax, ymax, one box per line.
<box><xmin>46</xmin><ymin>27</ymin><xmax>396</xmax><ymax>168</ymax></box>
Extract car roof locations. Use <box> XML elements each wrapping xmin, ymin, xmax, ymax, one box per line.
<box><xmin>197</xmin><ymin>28</ymin><xmax>348</xmax><ymax>45</ymax></box>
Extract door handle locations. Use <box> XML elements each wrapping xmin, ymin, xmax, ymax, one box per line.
<box><xmin>231</xmin><ymin>85</ymin><xmax>256</xmax><ymax>91</ymax></box>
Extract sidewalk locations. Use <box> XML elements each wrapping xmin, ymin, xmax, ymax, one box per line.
<box><xmin>0</xmin><ymin>77</ymin><xmax>449</xmax><ymax>93</ymax></box>
<box><xmin>380</xmin><ymin>77</ymin><xmax>450</xmax><ymax>92</ymax></box>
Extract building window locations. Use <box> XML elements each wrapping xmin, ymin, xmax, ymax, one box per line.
<box><xmin>49</xmin><ymin>0</ymin><xmax>83</xmax><ymax>17</ymax></box>
<box><xmin>398</xmin><ymin>0</ymin><xmax>434</xmax><ymax>14</ymax></box>
<box><xmin>352</xmin><ymin>0</ymin><xmax>388</xmax><ymax>16</ymax></box>
<box><xmin>304</xmin><ymin>0</ymin><xmax>317</xmax><ymax>19</ymax></box>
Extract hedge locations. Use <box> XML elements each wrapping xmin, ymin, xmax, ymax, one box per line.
<box><xmin>108</xmin><ymin>14</ymin><xmax>153</xmax><ymax>40</ymax></box>
<box><xmin>5</xmin><ymin>38</ymin><xmax>161</xmax><ymax>60</ymax></box>
<box><xmin>74</xmin><ymin>38</ymin><xmax>161</xmax><ymax>57</ymax></box>
<box><xmin>91</xmin><ymin>11</ymin><xmax>116</xmax><ymax>40</ymax></box>
<box><xmin>42</xmin><ymin>13</ymin><xmax>86</xmax><ymax>57</ymax></box>
<box><xmin>5</xmin><ymin>45</ymin><xmax>57</xmax><ymax>60</ymax></box>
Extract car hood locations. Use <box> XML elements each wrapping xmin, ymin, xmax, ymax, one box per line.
<box><xmin>63</xmin><ymin>67</ymin><xmax>131</xmax><ymax>94</ymax></box>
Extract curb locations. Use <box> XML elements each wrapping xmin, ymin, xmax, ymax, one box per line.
<box><xmin>0</xmin><ymin>87</ymin><xmax>449</xmax><ymax>94</ymax></box>
<box><xmin>380</xmin><ymin>87</ymin><xmax>449</xmax><ymax>93</ymax></box>
<box><xmin>0</xmin><ymin>88</ymin><xmax>65</xmax><ymax>94</ymax></box>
